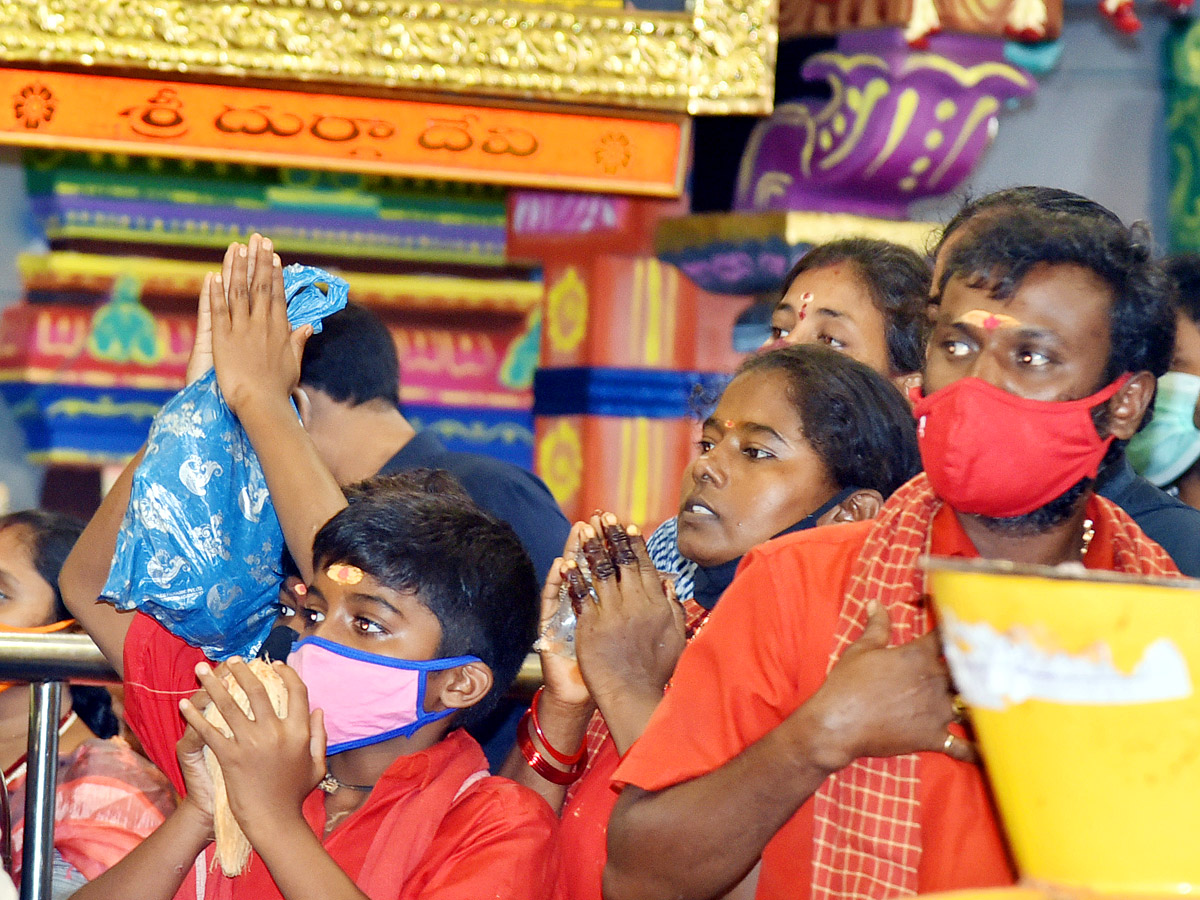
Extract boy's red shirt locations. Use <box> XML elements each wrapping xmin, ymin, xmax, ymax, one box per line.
<box><xmin>123</xmin><ymin>613</ymin><xmax>562</xmax><ymax>900</ymax></box>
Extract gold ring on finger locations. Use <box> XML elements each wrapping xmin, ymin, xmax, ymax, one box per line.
<box><xmin>942</xmin><ymin>732</ymin><xmax>956</xmax><ymax>753</ymax></box>
<box><xmin>951</xmin><ymin>695</ymin><xmax>968</xmax><ymax>720</ymax></box>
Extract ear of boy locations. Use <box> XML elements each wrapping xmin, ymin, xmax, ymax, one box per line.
<box><xmin>429</xmin><ymin>661</ymin><xmax>494</xmax><ymax>713</ymax></box>
<box><xmin>818</xmin><ymin>489</ymin><xmax>883</xmax><ymax>526</ymax></box>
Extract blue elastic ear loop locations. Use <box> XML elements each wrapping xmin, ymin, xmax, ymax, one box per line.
<box><xmin>292</xmin><ymin>635</ymin><xmax>480</xmax><ymax>671</ymax></box>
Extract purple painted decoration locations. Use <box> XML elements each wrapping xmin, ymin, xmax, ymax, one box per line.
<box><xmin>734</xmin><ymin>29</ymin><xmax>1036</xmax><ymax>219</ymax></box>
<box><xmin>30</xmin><ymin>195</ymin><xmax>505</xmax><ymax>264</ymax></box>
<box><xmin>509</xmin><ymin>192</ymin><xmax>629</xmax><ymax>237</ymax></box>
<box><xmin>664</xmin><ymin>240</ymin><xmax>798</xmax><ymax>297</ymax></box>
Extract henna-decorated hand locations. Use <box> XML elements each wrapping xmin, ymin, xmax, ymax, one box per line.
<box><xmin>535</xmin><ymin>523</ymin><xmax>594</xmax><ymax>712</ymax></box>
<box><xmin>574</xmin><ymin>513</ymin><xmax>687</xmax><ymax>715</ymax></box>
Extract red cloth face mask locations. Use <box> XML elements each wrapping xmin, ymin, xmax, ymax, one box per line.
<box><xmin>911</xmin><ymin>374</ymin><xmax>1130</xmax><ymax>518</ymax></box>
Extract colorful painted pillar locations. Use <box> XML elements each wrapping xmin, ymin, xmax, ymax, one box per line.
<box><xmin>511</xmin><ymin>191</ymin><xmax>743</xmax><ymax>530</ymax></box>
<box><xmin>1167</xmin><ymin>18</ymin><xmax>1200</xmax><ymax>253</ymax></box>
<box><xmin>0</xmin><ymin>244</ymin><xmax>545</xmax><ymax>471</ymax></box>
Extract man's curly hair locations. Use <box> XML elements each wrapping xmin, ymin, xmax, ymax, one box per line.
<box><xmin>938</xmin><ymin>206</ymin><xmax>1175</xmax><ymax>385</ymax></box>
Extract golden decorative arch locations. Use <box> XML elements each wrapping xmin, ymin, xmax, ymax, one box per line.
<box><xmin>0</xmin><ymin>0</ymin><xmax>779</xmax><ymax>115</ymax></box>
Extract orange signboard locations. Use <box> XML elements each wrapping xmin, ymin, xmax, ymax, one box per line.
<box><xmin>2</xmin><ymin>70</ymin><xmax>690</xmax><ymax>196</ymax></box>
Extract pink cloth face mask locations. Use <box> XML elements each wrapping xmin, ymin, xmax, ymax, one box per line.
<box><xmin>287</xmin><ymin>636</ymin><xmax>481</xmax><ymax>755</ymax></box>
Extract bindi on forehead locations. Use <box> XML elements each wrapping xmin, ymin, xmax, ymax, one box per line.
<box><xmin>955</xmin><ymin>309</ymin><xmax>1022</xmax><ymax>331</ymax></box>
<box><xmin>796</xmin><ymin>292</ymin><xmax>813</xmax><ymax>321</ymax></box>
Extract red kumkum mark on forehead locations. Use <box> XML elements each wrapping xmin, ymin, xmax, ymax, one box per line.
<box><xmin>957</xmin><ymin>309</ymin><xmax>1022</xmax><ymax>331</ymax></box>
<box><xmin>797</xmin><ymin>292</ymin><xmax>813</xmax><ymax>322</ymax></box>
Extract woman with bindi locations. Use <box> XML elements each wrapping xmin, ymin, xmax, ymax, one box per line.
<box><xmin>503</xmin><ymin>344</ymin><xmax>923</xmax><ymax>900</ymax></box>
<box><xmin>761</xmin><ymin>237</ymin><xmax>930</xmax><ymax>396</ymax></box>
<box><xmin>647</xmin><ymin>238</ymin><xmax>931</xmax><ymax>607</ymax></box>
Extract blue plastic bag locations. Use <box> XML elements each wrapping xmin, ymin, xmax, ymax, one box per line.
<box><xmin>102</xmin><ymin>265</ymin><xmax>349</xmax><ymax>659</ymax></box>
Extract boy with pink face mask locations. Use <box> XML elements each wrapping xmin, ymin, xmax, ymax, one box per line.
<box><xmin>61</xmin><ymin>237</ymin><xmax>560</xmax><ymax>900</ymax></box>
<box><xmin>68</xmin><ymin>477</ymin><xmax>558</xmax><ymax>900</ymax></box>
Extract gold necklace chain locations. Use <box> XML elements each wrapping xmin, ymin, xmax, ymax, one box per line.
<box><xmin>319</xmin><ymin>772</ymin><xmax>375</xmax><ymax>794</ymax></box>
<box><xmin>1080</xmin><ymin>517</ymin><xmax>1095</xmax><ymax>560</ymax></box>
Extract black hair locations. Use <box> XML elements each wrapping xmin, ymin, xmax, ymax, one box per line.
<box><xmin>938</xmin><ymin>207</ymin><xmax>1174</xmax><ymax>384</ymax></box>
<box><xmin>1164</xmin><ymin>253</ymin><xmax>1200</xmax><ymax>326</ymax></box>
<box><xmin>278</xmin><ymin>470</ymin><xmax>474</xmax><ymax>583</ymax></box>
<box><xmin>310</xmin><ymin>475</ymin><xmax>538</xmax><ymax>729</ymax></box>
<box><xmin>733</xmin><ymin>344</ymin><xmax>922</xmax><ymax>499</ymax></box>
<box><xmin>69</xmin><ymin>687</ymin><xmax>120</xmax><ymax>739</ymax></box>
<box><xmin>279</xmin><ymin>547</ymin><xmax>301</xmax><ymax>583</ymax></box>
<box><xmin>779</xmin><ymin>238</ymin><xmax>932</xmax><ymax>375</ymax></box>
<box><xmin>934</xmin><ymin>186</ymin><xmax>1126</xmax><ymax>259</ymax></box>
<box><xmin>0</xmin><ymin>510</ymin><xmax>119</xmax><ymax>739</ymax></box>
<box><xmin>342</xmin><ymin>468</ymin><xmax>472</xmax><ymax>505</ymax></box>
<box><xmin>299</xmin><ymin>302</ymin><xmax>400</xmax><ymax>407</ymax></box>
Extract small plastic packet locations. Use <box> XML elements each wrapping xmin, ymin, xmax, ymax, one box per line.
<box><xmin>533</xmin><ymin>556</ymin><xmax>680</xmax><ymax>660</ymax></box>
<box><xmin>534</xmin><ymin>552</ymin><xmax>598</xmax><ymax>660</ymax></box>
<box><xmin>101</xmin><ymin>264</ymin><xmax>349</xmax><ymax>660</ymax></box>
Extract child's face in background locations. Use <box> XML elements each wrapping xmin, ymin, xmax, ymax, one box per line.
<box><xmin>294</xmin><ymin>562</ymin><xmax>444</xmax><ymax>662</ymax></box>
<box><xmin>275</xmin><ymin>574</ymin><xmax>308</xmax><ymax>633</ymax></box>
<box><xmin>0</xmin><ymin>526</ymin><xmax>58</xmax><ymax>628</ymax></box>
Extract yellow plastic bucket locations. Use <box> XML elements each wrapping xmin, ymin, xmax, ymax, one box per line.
<box><xmin>925</xmin><ymin>558</ymin><xmax>1200</xmax><ymax>895</ymax></box>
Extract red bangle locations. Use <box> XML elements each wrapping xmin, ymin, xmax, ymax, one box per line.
<box><xmin>517</xmin><ymin>710</ymin><xmax>587</xmax><ymax>785</ymax></box>
<box><xmin>530</xmin><ymin>686</ymin><xmax>586</xmax><ymax>765</ymax></box>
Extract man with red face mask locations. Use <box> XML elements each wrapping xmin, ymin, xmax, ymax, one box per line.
<box><xmin>603</xmin><ymin>205</ymin><xmax>1182</xmax><ymax>900</ymax></box>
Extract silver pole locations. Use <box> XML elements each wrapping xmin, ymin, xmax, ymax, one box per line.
<box><xmin>0</xmin><ymin>634</ymin><xmax>545</xmax><ymax>696</ymax></box>
<box><xmin>20</xmin><ymin>682</ymin><xmax>61</xmax><ymax>900</ymax></box>
<box><xmin>0</xmin><ymin>635</ymin><xmax>114</xmax><ymax>683</ymax></box>
<box><xmin>0</xmin><ymin>634</ymin><xmax>541</xmax><ymax>899</ymax></box>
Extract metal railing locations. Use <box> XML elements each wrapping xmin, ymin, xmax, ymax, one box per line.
<box><xmin>0</xmin><ymin>634</ymin><xmax>542</xmax><ymax>900</ymax></box>
<box><xmin>0</xmin><ymin>634</ymin><xmax>117</xmax><ymax>900</ymax></box>
<box><xmin>0</xmin><ymin>634</ymin><xmax>114</xmax><ymax>684</ymax></box>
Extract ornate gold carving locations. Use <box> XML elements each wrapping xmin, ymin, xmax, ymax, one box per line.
<box><xmin>776</xmin><ymin>0</ymin><xmax>1061</xmax><ymax>41</ymax></box>
<box><xmin>654</xmin><ymin>209</ymin><xmax>939</xmax><ymax>256</ymax></box>
<box><xmin>0</xmin><ymin>0</ymin><xmax>778</xmax><ymax>114</ymax></box>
